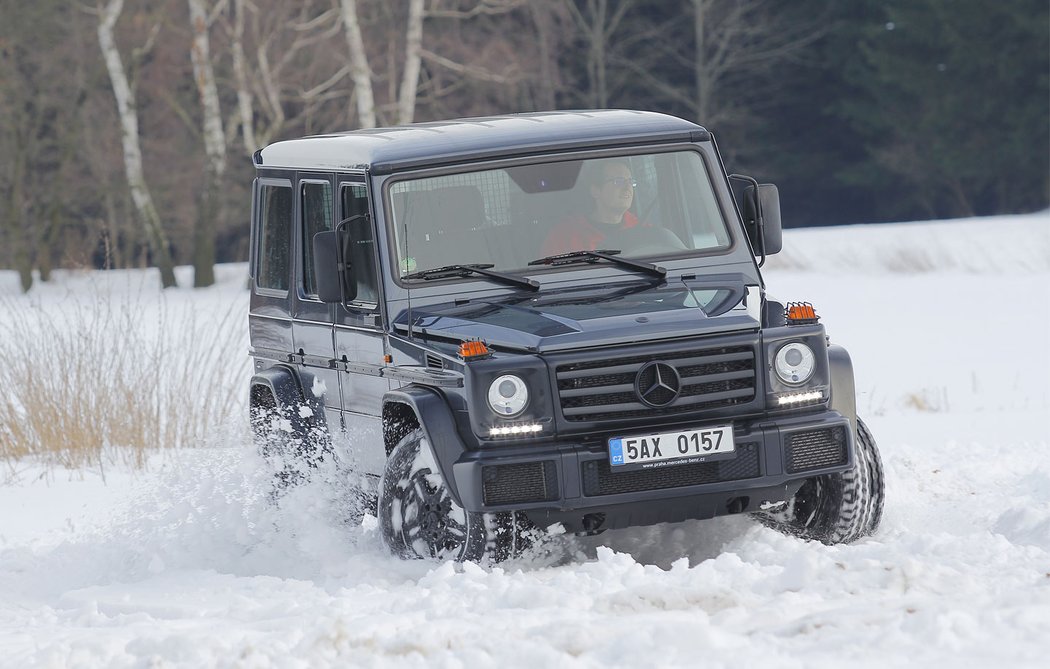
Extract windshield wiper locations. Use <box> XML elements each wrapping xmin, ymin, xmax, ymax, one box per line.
<box><xmin>403</xmin><ymin>263</ymin><xmax>539</xmax><ymax>291</ymax></box>
<box><xmin>527</xmin><ymin>249</ymin><xmax>666</xmax><ymax>278</ymax></box>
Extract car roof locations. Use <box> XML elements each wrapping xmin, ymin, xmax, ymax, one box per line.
<box><xmin>255</xmin><ymin>110</ymin><xmax>708</xmax><ymax>174</ymax></box>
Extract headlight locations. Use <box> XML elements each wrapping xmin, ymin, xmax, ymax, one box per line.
<box><xmin>487</xmin><ymin>375</ymin><xmax>528</xmax><ymax>416</ymax></box>
<box><xmin>774</xmin><ymin>342</ymin><xmax>816</xmax><ymax>385</ymax></box>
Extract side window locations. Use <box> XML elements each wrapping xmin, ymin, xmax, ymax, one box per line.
<box><xmin>256</xmin><ymin>182</ymin><xmax>293</xmax><ymax>291</ymax></box>
<box><xmin>342</xmin><ymin>184</ymin><xmax>378</xmax><ymax>305</ymax></box>
<box><xmin>301</xmin><ymin>181</ymin><xmax>333</xmax><ymax>297</ymax></box>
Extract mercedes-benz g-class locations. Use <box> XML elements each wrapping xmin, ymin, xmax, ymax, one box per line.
<box><xmin>248</xmin><ymin>110</ymin><xmax>885</xmax><ymax>562</ymax></box>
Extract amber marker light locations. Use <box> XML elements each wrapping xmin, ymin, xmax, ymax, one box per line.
<box><xmin>459</xmin><ymin>339</ymin><xmax>492</xmax><ymax>360</ymax></box>
<box><xmin>785</xmin><ymin>302</ymin><xmax>819</xmax><ymax>325</ymax></box>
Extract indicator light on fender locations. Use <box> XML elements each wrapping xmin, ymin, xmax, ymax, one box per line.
<box><xmin>785</xmin><ymin>302</ymin><xmax>819</xmax><ymax>325</ymax></box>
<box><xmin>459</xmin><ymin>339</ymin><xmax>492</xmax><ymax>360</ymax></box>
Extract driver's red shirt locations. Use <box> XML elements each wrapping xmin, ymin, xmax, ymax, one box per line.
<box><xmin>540</xmin><ymin>211</ymin><xmax>640</xmax><ymax>256</ymax></box>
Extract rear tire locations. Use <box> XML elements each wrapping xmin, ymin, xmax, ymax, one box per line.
<box><xmin>250</xmin><ymin>388</ymin><xmax>329</xmax><ymax>496</ymax></box>
<box><xmin>378</xmin><ymin>428</ymin><xmax>530</xmax><ymax>562</ymax></box>
<box><xmin>760</xmin><ymin>418</ymin><xmax>885</xmax><ymax>544</ymax></box>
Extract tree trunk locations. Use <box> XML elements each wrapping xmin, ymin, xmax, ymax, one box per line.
<box><xmin>8</xmin><ymin>130</ymin><xmax>32</xmax><ymax>292</ymax></box>
<box><xmin>340</xmin><ymin>0</ymin><xmax>377</xmax><ymax>128</ymax></box>
<box><xmin>529</xmin><ymin>1</ymin><xmax>558</xmax><ymax>110</ymax></box>
<box><xmin>188</xmin><ymin>0</ymin><xmax>226</xmax><ymax>288</ymax></box>
<box><xmin>693</xmin><ymin>0</ymin><xmax>708</xmax><ymax>122</ymax></box>
<box><xmin>231</xmin><ymin>0</ymin><xmax>257</xmax><ymax>154</ymax></box>
<box><xmin>593</xmin><ymin>0</ymin><xmax>607</xmax><ymax>108</ymax></box>
<box><xmin>97</xmin><ymin>0</ymin><xmax>177</xmax><ymax>288</ymax></box>
<box><xmin>396</xmin><ymin>0</ymin><xmax>425</xmax><ymax>125</ymax></box>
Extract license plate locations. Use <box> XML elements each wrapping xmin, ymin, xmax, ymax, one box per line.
<box><xmin>608</xmin><ymin>425</ymin><xmax>736</xmax><ymax>470</ymax></box>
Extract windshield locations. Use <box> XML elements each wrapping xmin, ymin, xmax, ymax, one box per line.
<box><xmin>387</xmin><ymin>150</ymin><xmax>731</xmax><ymax>279</ymax></box>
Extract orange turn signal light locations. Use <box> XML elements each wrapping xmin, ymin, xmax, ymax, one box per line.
<box><xmin>785</xmin><ymin>302</ymin><xmax>819</xmax><ymax>325</ymax></box>
<box><xmin>459</xmin><ymin>339</ymin><xmax>492</xmax><ymax>360</ymax></box>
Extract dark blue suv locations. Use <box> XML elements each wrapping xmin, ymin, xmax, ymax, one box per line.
<box><xmin>247</xmin><ymin>110</ymin><xmax>884</xmax><ymax>561</ymax></box>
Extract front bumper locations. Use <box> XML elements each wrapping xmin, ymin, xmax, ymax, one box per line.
<box><xmin>451</xmin><ymin>410</ymin><xmax>854</xmax><ymax>533</ymax></box>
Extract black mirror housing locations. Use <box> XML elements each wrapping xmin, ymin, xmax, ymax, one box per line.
<box><xmin>757</xmin><ymin>183</ymin><xmax>782</xmax><ymax>255</ymax></box>
<box><xmin>741</xmin><ymin>183</ymin><xmax>783</xmax><ymax>258</ymax></box>
<box><xmin>313</xmin><ymin>230</ymin><xmax>344</xmax><ymax>303</ymax></box>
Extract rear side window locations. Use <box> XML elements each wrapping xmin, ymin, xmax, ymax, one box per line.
<box><xmin>256</xmin><ymin>182</ymin><xmax>293</xmax><ymax>291</ymax></box>
<box><xmin>301</xmin><ymin>181</ymin><xmax>333</xmax><ymax>297</ymax></box>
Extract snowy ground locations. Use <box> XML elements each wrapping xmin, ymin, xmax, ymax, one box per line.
<box><xmin>1</xmin><ymin>213</ymin><xmax>1048</xmax><ymax>668</ymax></box>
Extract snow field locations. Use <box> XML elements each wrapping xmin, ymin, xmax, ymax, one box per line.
<box><xmin>0</xmin><ymin>213</ymin><xmax>1048</xmax><ymax>667</ymax></box>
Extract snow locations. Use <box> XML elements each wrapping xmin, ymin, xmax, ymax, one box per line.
<box><xmin>1</xmin><ymin>212</ymin><xmax>1049</xmax><ymax>668</ymax></box>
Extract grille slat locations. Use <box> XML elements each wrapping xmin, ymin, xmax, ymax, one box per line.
<box><xmin>679</xmin><ymin>369</ymin><xmax>754</xmax><ymax>384</ymax></box>
<box><xmin>555</xmin><ymin>350</ymin><xmax>754</xmax><ymax>380</ymax></box>
<box><xmin>557</xmin><ymin>363</ymin><xmax>646</xmax><ymax>379</ymax></box>
<box><xmin>560</xmin><ymin>382</ymin><xmax>635</xmax><ymax>398</ymax></box>
<box><xmin>556</xmin><ymin>343</ymin><xmax>757</xmax><ymax>423</ymax></box>
<box><xmin>562</xmin><ymin>387</ymin><xmax>755</xmax><ymax>417</ymax></box>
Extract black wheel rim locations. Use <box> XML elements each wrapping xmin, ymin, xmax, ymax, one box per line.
<box><xmin>402</xmin><ymin>468</ymin><xmax>468</xmax><ymax>559</ymax></box>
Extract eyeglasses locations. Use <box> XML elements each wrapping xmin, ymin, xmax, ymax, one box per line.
<box><xmin>603</xmin><ymin>177</ymin><xmax>637</xmax><ymax>189</ymax></box>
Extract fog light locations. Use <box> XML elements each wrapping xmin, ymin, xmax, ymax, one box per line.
<box><xmin>777</xmin><ymin>390</ymin><xmax>824</xmax><ymax>406</ymax></box>
<box><xmin>489</xmin><ymin>423</ymin><xmax>544</xmax><ymax>438</ymax></box>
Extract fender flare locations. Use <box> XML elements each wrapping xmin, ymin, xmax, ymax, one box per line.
<box><xmin>249</xmin><ymin>364</ymin><xmax>328</xmax><ymax>434</ymax></box>
<box><xmin>827</xmin><ymin>344</ymin><xmax>858</xmax><ymax>436</ymax></box>
<box><xmin>382</xmin><ymin>385</ymin><xmax>467</xmax><ymax>506</ymax></box>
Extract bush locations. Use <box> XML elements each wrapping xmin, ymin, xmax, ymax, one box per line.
<box><xmin>0</xmin><ymin>282</ymin><xmax>249</xmax><ymax>471</ymax></box>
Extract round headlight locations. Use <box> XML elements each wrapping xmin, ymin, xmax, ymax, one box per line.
<box><xmin>774</xmin><ymin>342</ymin><xmax>816</xmax><ymax>385</ymax></box>
<box><xmin>487</xmin><ymin>375</ymin><xmax>529</xmax><ymax>416</ymax></box>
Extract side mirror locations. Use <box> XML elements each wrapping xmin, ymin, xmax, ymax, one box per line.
<box><xmin>755</xmin><ymin>183</ymin><xmax>782</xmax><ymax>256</ymax></box>
<box><xmin>314</xmin><ymin>230</ymin><xmax>356</xmax><ymax>303</ymax></box>
<box><xmin>739</xmin><ymin>181</ymin><xmax>783</xmax><ymax>262</ymax></box>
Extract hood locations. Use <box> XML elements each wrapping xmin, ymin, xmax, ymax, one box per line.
<box><xmin>392</xmin><ymin>274</ymin><xmax>760</xmax><ymax>353</ymax></box>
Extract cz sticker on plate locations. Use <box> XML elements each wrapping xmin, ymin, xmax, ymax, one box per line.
<box><xmin>608</xmin><ymin>425</ymin><xmax>736</xmax><ymax>470</ymax></box>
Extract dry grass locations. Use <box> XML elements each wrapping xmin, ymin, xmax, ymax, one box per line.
<box><xmin>0</xmin><ymin>287</ymin><xmax>249</xmax><ymax>471</ymax></box>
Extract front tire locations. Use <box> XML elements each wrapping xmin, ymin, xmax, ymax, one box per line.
<box><xmin>761</xmin><ymin>418</ymin><xmax>885</xmax><ymax>544</ymax></box>
<box><xmin>378</xmin><ymin>428</ymin><xmax>528</xmax><ymax>562</ymax></box>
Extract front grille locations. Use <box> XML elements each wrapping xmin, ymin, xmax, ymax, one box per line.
<box><xmin>785</xmin><ymin>426</ymin><xmax>848</xmax><ymax>473</ymax></box>
<box><xmin>556</xmin><ymin>345</ymin><xmax>757</xmax><ymax>423</ymax></box>
<box><xmin>482</xmin><ymin>461</ymin><xmax>559</xmax><ymax>505</ymax></box>
<box><xmin>581</xmin><ymin>443</ymin><xmax>760</xmax><ymax>496</ymax></box>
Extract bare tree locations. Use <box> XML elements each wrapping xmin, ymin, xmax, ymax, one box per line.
<box><xmin>97</xmin><ymin>0</ymin><xmax>177</xmax><ymax>288</ymax></box>
<box><xmin>565</xmin><ymin>0</ymin><xmax>632</xmax><ymax>108</ymax></box>
<box><xmin>187</xmin><ymin>0</ymin><xmax>226</xmax><ymax>287</ymax></box>
<box><xmin>340</xmin><ymin>0</ymin><xmax>377</xmax><ymax>127</ymax></box>
<box><xmin>688</xmin><ymin>0</ymin><xmax>826</xmax><ymax>126</ymax></box>
<box><xmin>221</xmin><ymin>2</ymin><xmax>346</xmax><ymax>143</ymax></box>
<box><xmin>339</xmin><ymin>0</ymin><xmax>424</xmax><ymax>127</ymax></box>
<box><xmin>396</xmin><ymin>0</ymin><xmax>425</xmax><ymax>124</ymax></box>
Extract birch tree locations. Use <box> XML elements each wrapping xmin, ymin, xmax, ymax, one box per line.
<box><xmin>188</xmin><ymin>0</ymin><xmax>225</xmax><ymax>287</ymax></box>
<box><xmin>340</xmin><ymin>0</ymin><xmax>377</xmax><ymax>127</ymax></box>
<box><xmin>97</xmin><ymin>0</ymin><xmax>177</xmax><ymax>288</ymax></box>
<box><xmin>396</xmin><ymin>0</ymin><xmax>425</xmax><ymax>124</ymax></box>
<box><xmin>339</xmin><ymin>0</ymin><xmax>424</xmax><ymax>127</ymax></box>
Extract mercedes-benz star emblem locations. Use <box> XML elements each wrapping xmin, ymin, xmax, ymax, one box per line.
<box><xmin>635</xmin><ymin>361</ymin><xmax>681</xmax><ymax>407</ymax></box>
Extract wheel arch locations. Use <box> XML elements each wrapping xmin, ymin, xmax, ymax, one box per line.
<box><xmin>827</xmin><ymin>344</ymin><xmax>858</xmax><ymax>435</ymax></box>
<box><xmin>249</xmin><ymin>364</ymin><xmax>328</xmax><ymax>434</ymax></box>
<box><xmin>382</xmin><ymin>385</ymin><xmax>468</xmax><ymax>505</ymax></box>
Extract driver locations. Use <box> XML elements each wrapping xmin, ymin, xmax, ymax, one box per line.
<box><xmin>540</xmin><ymin>159</ymin><xmax>642</xmax><ymax>256</ymax></box>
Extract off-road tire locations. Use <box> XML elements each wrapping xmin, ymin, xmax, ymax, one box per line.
<box><xmin>378</xmin><ymin>428</ymin><xmax>531</xmax><ymax>562</ymax></box>
<box><xmin>250</xmin><ymin>393</ymin><xmax>329</xmax><ymax>495</ymax></box>
<box><xmin>760</xmin><ymin>418</ymin><xmax>885</xmax><ymax>544</ymax></box>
